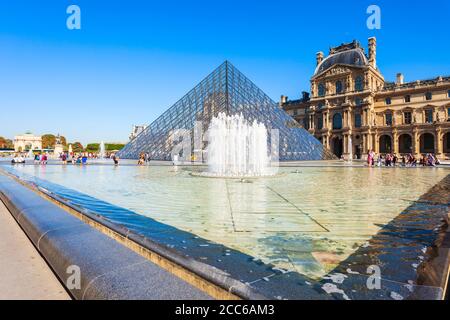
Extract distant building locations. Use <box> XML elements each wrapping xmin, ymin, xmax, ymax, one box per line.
<box><xmin>129</xmin><ymin>125</ymin><xmax>148</xmax><ymax>141</ymax></box>
<box><xmin>14</xmin><ymin>132</ymin><xmax>42</xmax><ymax>152</ymax></box>
<box><xmin>281</xmin><ymin>37</ymin><xmax>450</xmax><ymax>160</ymax></box>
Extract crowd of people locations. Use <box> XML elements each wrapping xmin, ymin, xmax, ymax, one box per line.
<box><xmin>366</xmin><ymin>150</ymin><xmax>440</xmax><ymax>167</ymax></box>
<box><xmin>10</xmin><ymin>151</ymin><xmax>120</xmax><ymax>166</ymax></box>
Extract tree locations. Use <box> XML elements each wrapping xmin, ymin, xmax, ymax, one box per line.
<box><xmin>0</xmin><ymin>136</ymin><xmax>13</xmax><ymax>149</ymax></box>
<box><xmin>41</xmin><ymin>134</ymin><xmax>55</xmax><ymax>149</ymax></box>
<box><xmin>86</xmin><ymin>143</ymin><xmax>100</xmax><ymax>152</ymax></box>
<box><xmin>106</xmin><ymin>143</ymin><xmax>125</xmax><ymax>151</ymax></box>
<box><xmin>71</xmin><ymin>142</ymin><xmax>83</xmax><ymax>153</ymax></box>
<box><xmin>41</xmin><ymin>134</ymin><xmax>67</xmax><ymax>149</ymax></box>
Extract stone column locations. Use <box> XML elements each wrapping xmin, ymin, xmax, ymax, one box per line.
<box><xmin>413</xmin><ymin>130</ymin><xmax>419</xmax><ymax>156</ymax></box>
<box><xmin>436</xmin><ymin>129</ymin><xmax>443</xmax><ymax>158</ymax></box>
<box><xmin>343</xmin><ymin>135</ymin><xmax>347</xmax><ymax>155</ymax></box>
<box><xmin>393</xmin><ymin>131</ymin><xmax>399</xmax><ymax>154</ymax></box>
<box><xmin>342</xmin><ymin>111</ymin><xmax>347</xmax><ymax>129</ymax></box>
<box><xmin>362</xmin><ymin>134</ymin><xmax>367</xmax><ymax>153</ymax></box>
<box><xmin>374</xmin><ymin>133</ymin><xmax>379</xmax><ymax>154</ymax></box>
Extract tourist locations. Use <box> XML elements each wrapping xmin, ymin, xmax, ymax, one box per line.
<box><xmin>61</xmin><ymin>152</ymin><xmax>67</xmax><ymax>165</ymax></box>
<box><xmin>393</xmin><ymin>154</ymin><xmax>398</xmax><ymax>167</ymax></box>
<box><xmin>11</xmin><ymin>153</ymin><xmax>25</xmax><ymax>164</ymax></box>
<box><xmin>138</xmin><ymin>153</ymin><xmax>145</xmax><ymax>165</ymax></box>
<box><xmin>411</xmin><ymin>155</ymin><xmax>417</xmax><ymax>166</ymax></box>
<box><xmin>112</xmin><ymin>153</ymin><xmax>119</xmax><ymax>165</ymax></box>
<box><xmin>34</xmin><ymin>153</ymin><xmax>40</xmax><ymax>164</ymax></box>
<box><xmin>428</xmin><ymin>154</ymin><xmax>436</xmax><ymax>167</ymax></box>
<box><xmin>385</xmin><ymin>154</ymin><xmax>390</xmax><ymax>167</ymax></box>
<box><xmin>401</xmin><ymin>155</ymin><xmax>406</xmax><ymax>167</ymax></box>
<box><xmin>82</xmin><ymin>153</ymin><xmax>88</xmax><ymax>165</ymax></box>
<box><xmin>367</xmin><ymin>149</ymin><xmax>373</xmax><ymax>167</ymax></box>
<box><xmin>435</xmin><ymin>155</ymin><xmax>441</xmax><ymax>165</ymax></box>
<box><xmin>40</xmin><ymin>153</ymin><xmax>47</xmax><ymax>165</ymax></box>
<box><xmin>377</xmin><ymin>154</ymin><xmax>382</xmax><ymax>167</ymax></box>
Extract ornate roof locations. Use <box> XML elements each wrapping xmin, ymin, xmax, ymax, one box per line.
<box><xmin>314</xmin><ymin>48</ymin><xmax>369</xmax><ymax>77</ymax></box>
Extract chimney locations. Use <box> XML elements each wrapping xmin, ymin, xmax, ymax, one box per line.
<box><xmin>302</xmin><ymin>91</ymin><xmax>310</xmax><ymax>101</ymax></box>
<box><xmin>316</xmin><ymin>52</ymin><xmax>324</xmax><ymax>66</ymax></box>
<box><xmin>280</xmin><ymin>95</ymin><xmax>288</xmax><ymax>105</ymax></box>
<box><xmin>396</xmin><ymin>73</ymin><xmax>404</xmax><ymax>85</ymax></box>
<box><xmin>368</xmin><ymin>37</ymin><xmax>376</xmax><ymax>68</ymax></box>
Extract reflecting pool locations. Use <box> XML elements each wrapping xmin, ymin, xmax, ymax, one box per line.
<box><xmin>5</xmin><ymin>164</ymin><xmax>448</xmax><ymax>279</ymax></box>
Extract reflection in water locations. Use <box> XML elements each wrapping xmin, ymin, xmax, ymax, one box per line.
<box><xmin>6</xmin><ymin>164</ymin><xmax>448</xmax><ymax>279</ymax></box>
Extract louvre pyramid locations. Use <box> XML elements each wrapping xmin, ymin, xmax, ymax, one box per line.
<box><xmin>118</xmin><ymin>61</ymin><xmax>335</xmax><ymax>161</ymax></box>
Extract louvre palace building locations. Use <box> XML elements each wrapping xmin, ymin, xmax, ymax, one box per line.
<box><xmin>281</xmin><ymin>37</ymin><xmax>450</xmax><ymax>160</ymax></box>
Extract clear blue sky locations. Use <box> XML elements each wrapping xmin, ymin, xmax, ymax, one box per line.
<box><xmin>0</xmin><ymin>0</ymin><xmax>449</xmax><ymax>145</ymax></box>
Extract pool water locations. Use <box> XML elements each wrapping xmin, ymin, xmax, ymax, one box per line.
<box><xmin>5</xmin><ymin>164</ymin><xmax>448</xmax><ymax>279</ymax></box>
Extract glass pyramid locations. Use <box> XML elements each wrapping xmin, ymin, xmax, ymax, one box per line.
<box><xmin>118</xmin><ymin>61</ymin><xmax>335</xmax><ymax>161</ymax></box>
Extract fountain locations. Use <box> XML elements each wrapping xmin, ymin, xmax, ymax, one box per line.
<box><xmin>99</xmin><ymin>141</ymin><xmax>106</xmax><ymax>159</ymax></box>
<box><xmin>205</xmin><ymin>113</ymin><xmax>271</xmax><ymax>177</ymax></box>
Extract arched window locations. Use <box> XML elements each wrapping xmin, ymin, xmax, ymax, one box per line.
<box><xmin>335</xmin><ymin>81</ymin><xmax>343</xmax><ymax>94</ymax></box>
<box><xmin>318</xmin><ymin>83</ymin><xmax>325</xmax><ymax>97</ymax></box>
<box><xmin>332</xmin><ymin>113</ymin><xmax>342</xmax><ymax>130</ymax></box>
<box><xmin>355</xmin><ymin>76</ymin><xmax>364</xmax><ymax>92</ymax></box>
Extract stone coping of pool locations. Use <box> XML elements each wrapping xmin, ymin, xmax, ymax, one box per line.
<box><xmin>1</xmin><ymin>165</ymin><xmax>449</xmax><ymax>300</ymax></box>
<box><xmin>0</xmin><ymin>172</ymin><xmax>213</xmax><ymax>300</ymax></box>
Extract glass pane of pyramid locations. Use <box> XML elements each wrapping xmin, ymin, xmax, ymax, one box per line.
<box><xmin>118</xmin><ymin>61</ymin><xmax>335</xmax><ymax>161</ymax></box>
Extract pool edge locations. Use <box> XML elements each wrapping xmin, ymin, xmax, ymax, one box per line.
<box><xmin>0</xmin><ymin>168</ymin><xmax>269</xmax><ymax>300</ymax></box>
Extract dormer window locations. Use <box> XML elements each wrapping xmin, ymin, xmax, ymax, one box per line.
<box><xmin>385</xmin><ymin>97</ymin><xmax>392</xmax><ymax>105</ymax></box>
<box><xmin>318</xmin><ymin>83</ymin><xmax>325</xmax><ymax>97</ymax></box>
<box><xmin>425</xmin><ymin>92</ymin><xmax>432</xmax><ymax>101</ymax></box>
<box><xmin>335</xmin><ymin>81</ymin><xmax>343</xmax><ymax>94</ymax></box>
<box><xmin>404</xmin><ymin>95</ymin><xmax>411</xmax><ymax>103</ymax></box>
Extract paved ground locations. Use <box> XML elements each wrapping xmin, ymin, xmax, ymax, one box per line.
<box><xmin>0</xmin><ymin>201</ymin><xmax>70</xmax><ymax>300</ymax></box>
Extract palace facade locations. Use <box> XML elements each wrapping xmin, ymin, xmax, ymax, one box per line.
<box><xmin>281</xmin><ymin>38</ymin><xmax>450</xmax><ymax>160</ymax></box>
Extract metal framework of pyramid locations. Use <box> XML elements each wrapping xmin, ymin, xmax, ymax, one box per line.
<box><xmin>118</xmin><ymin>61</ymin><xmax>335</xmax><ymax>161</ymax></box>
